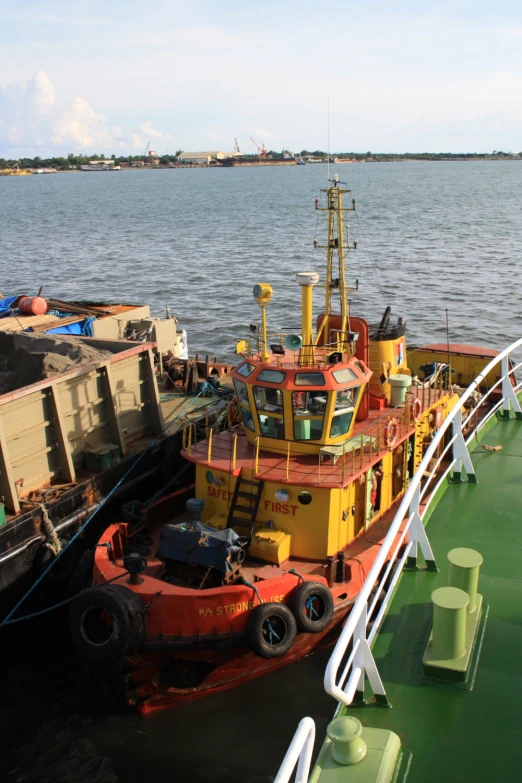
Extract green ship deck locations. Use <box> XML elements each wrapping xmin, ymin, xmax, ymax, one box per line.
<box><xmin>320</xmin><ymin>413</ymin><xmax>522</xmax><ymax>781</ymax></box>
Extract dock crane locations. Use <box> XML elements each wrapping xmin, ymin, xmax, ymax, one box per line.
<box><xmin>250</xmin><ymin>137</ymin><xmax>268</xmax><ymax>159</ymax></box>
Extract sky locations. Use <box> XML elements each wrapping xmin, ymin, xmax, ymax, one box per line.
<box><xmin>1</xmin><ymin>0</ymin><xmax>522</xmax><ymax>157</ymax></box>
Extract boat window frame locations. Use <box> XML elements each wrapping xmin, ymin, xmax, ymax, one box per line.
<box><xmin>294</xmin><ymin>372</ymin><xmax>326</xmax><ymax>387</ymax></box>
<box><xmin>236</xmin><ymin>362</ymin><xmax>256</xmax><ymax>378</ymax></box>
<box><xmin>233</xmin><ymin>378</ymin><xmax>255</xmax><ymax>431</ymax></box>
<box><xmin>292</xmin><ymin>389</ymin><xmax>329</xmax><ymax>441</ymax></box>
<box><xmin>329</xmin><ymin>385</ymin><xmax>360</xmax><ymax>438</ymax></box>
<box><xmin>253</xmin><ymin>384</ymin><xmax>285</xmax><ymax>439</ymax></box>
<box><xmin>332</xmin><ymin>368</ymin><xmax>359</xmax><ymax>384</ymax></box>
<box><xmin>257</xmin><ymin>369</ymin><xmax>287</xmax><ymax>383</ymax></box>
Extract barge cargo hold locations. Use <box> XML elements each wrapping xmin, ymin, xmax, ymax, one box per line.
<box><xmin>0</xmin><ymin>301</ymin><xmax>230</xmax><ymax>620</ymax></box>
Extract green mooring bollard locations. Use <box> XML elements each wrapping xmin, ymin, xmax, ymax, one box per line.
<box><xmin>431</xmin><ymin>586</ymin><xmax>469</xmax><ymax>659</ymax></box>
<box><xmin>326</xmin><ymin>716</ymin><xmax>368</xmax><ymax>766</ymax></box>
<box><xmin>447</xmin><ymin>548</ymin><xmax>483</xmax><ymax>614</ymax></box>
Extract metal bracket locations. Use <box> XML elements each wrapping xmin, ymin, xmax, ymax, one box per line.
<box><xmin>405</xmin><ymin>485</ymin><xmax>438</xmax><ymax>571</ymax></box>
<box><xmin>352</xmin><ymin>606</ymin><xmax>391</xmax><ymax>708</ymax></box>
<box><xmin>452</xmin><ymin>407</ymin><xmax>477</xmax><ymax>483</ymax></box>
<box><xmin>501</xmin><ymin>356</ymin><xmax>522</xmax><ymax>420</ymax></box>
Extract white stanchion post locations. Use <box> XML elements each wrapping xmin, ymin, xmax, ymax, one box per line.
<box><xmin>452</xmin><ymin>406</ymin><xmax>477</xmax><ymax>483</ymax></box>
<box><xmin>406</xmin><ymin>484</ymin><xmax>437</xmax><ymax>571</ymax></box>
<box><xmin>501</xmin><ymin>354</ymin><xmax>522</xmax><ymax>419</ymax></box>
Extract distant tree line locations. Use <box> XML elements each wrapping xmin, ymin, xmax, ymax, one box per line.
<box><xmin>0</xmin><ymin>152</ymin><xmax>183</xmax><ymax>170</ymax></box>
<box><xmin>1</xmin><ymin>149</ymin><xmax>521</xmax><ymax>170</ymax></box>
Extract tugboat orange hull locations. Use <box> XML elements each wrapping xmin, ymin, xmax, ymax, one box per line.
<box><xmin>124</xmin><ymin>604</ymin><xmax>350</xmax><ymax>713</ymax></box>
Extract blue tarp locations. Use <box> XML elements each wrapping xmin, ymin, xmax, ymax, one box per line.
<box><xmin>0</xmin><ymin>296</ymin><xmax>20</xmax><ymax>318</ymax></box>
<box><xmin>46</xmin><ymin>323</ymin><xmax>83</xmax><ymax>335</ymax></box>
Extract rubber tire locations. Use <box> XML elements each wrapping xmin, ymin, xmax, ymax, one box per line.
<box><xmin>69</xmin><ymin>584</ymin><xmax>145</xmax><ymax>660</ymax></box>
<box><xmin>64</xmin><ymin>547</ymin><xmax>95</xmax><ymax>596</ymax></box>
<box><xmin>246</xmin><ymin>603</ymin><xmax>297</xmax><ymax>659</ymax></box>
<box><xmin>289</xmin><ymin>581</ymin><xmax>334</xmax><ymax>634</ymax></box>
<box><xmin>35</xmin><ymin>539</ymin><xmax>78</xmax><ymax>584</ymax></box>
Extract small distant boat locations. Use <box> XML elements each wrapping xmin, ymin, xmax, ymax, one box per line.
<box><xmin>306</xmin><ymin>158</ymin><xmax>324</xmax><ymax>164</ymax></box>
<box><xmin>296</xmin><ymin>158</ymin><xmax>307</xmax><ymax>166</ymax></box>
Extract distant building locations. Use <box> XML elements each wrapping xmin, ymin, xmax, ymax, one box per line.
<box><xmin>177</xmin><ymin>151</ymin><xmax>240</xmax><ymax>165</ymax></box>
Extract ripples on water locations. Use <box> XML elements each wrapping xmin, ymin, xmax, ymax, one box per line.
<box><xmin>2</xmin><ymin>161</ymin><xmax>522</xmax><ymax>359</ymax></box>
<box><xmin>1</xmin><ymin>162</ymin><xmax>522</xmax><ymax>782</ymax></box>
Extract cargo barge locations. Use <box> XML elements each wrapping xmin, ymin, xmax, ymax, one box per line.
<box><xmin>0</xmin><ymin>296</ymin><xmax>233</xmax><ymax>620</ymax></box>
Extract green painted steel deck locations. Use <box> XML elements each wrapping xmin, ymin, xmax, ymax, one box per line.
<box><xmin>321</xmin><ymin>414</ymin><xmax>522</xmax><ymax>782</ymax></box>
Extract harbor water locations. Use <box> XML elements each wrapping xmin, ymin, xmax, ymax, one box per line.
<box><xmin>1</xmin><ymin>162</ymin><xmax>521</xmax><ymax>782</ymax></box>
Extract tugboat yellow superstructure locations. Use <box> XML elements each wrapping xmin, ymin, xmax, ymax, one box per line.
<box><xmin>71</xmin><ymin>175</ymin><xmax>460</xmax><ymax>712</ymax></box>
<box><xmin>187</xmin><ymin>176</ymin><xmax>455</xmax><ymax>564</ymax></box>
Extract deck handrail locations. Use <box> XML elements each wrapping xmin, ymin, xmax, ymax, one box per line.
<box><xmin>323</xmin><ymin>337</ymin><xmax>522</xmax><ymax>707</ymax></box>
<box><xmin>274</xmin><ymin>717</ymin><xmax>316</xmax><ymax>783</ymax></box>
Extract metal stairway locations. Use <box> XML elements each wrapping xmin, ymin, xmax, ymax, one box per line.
<box><xmin>226</xmin><ymin>472</ymin><xmax>264</xmax><ymax>541</ymax></box>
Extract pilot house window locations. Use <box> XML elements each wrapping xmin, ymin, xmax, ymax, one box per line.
<box><xmin>254</xmin><ymin>386</ymin><xmax>285</xmax><ymax>438</ymax></box>
<box><xmin>330</xmin><ymin>386</ymin><xmax>360</xmax><ymax>438</ymax></box>
<box><xmin>234</xmin><ymin>379</ymin><xmax>254</xmax><ymax>431</ymax></box>
<box><xmin>293</xmin><ymin>390</ymin><xmax>328</xmax><ymax>440</ymax></box>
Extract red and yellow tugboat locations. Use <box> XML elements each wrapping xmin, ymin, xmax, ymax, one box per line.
<box><xmin>69</xmin><ymin>175</ymin><xmax>459</xmax><ymax>712</ymax></box>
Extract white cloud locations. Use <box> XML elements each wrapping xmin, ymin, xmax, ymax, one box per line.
<box><xmin>50</xmin><ymin>97</ymin><xmax>116</xmax><ymax>148</ymax></box>
<box><xmin>253</xmin><ymin>128</ymin><xmax>275</xmax><ymax>141</ymax></box>
<box><xmin>208</xmin><ymin>131</ymin><xmax>218</xmax><ymax>140</ymax></box>
<box><xmin>496</xmin><ymin>23</ymin><xmax>522</xmax><ymax>38</ymax></box>
<box><xmin>0</xmin><ymin>72</ymin><xmax>170</xmax><ymax>156</ymax></box>
<box><xmin>138</xmin><ymin>121</ymin><xmax>173</xmax><ymax>141</ymax></box>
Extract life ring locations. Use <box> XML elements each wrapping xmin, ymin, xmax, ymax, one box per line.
<box><xmin>246</xmin><ymin>602</ymin><xmax>297</xmax><ymax>658</ymax></box>
<box><xmin>289</xmin><ymin>581</ymin><xmax>334</xmax><ymax>634</ymax></box>
<box><xmin>384</xmin><ymin>417</ymin><xmax>399</xmax><ymax>449</ymax></box>
<box><xmin>69</xmin><ymin>584</ymin><xmax>145</xmax><ymax>660</ymax></box>
<box><xmin>411</xmin><ymin>398</ymin><xmax>422</xmax><ymax>423</ymax></box>
<box><xmin>227</xmin><ymin>396</ymin><xmax>241</xmax><ymax>425</ymax></box>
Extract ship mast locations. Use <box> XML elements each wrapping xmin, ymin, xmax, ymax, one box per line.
<box><xmin>315</xmin><ymin>174</ymin><xmax>357</xmax><ymax>352</ymax></box>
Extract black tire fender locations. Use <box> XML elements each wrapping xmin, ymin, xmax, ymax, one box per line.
<box><xmin>35</xmin><ymin>539</ymin><xmax>78</xmax><ymax>583</ymax></box>
<box><xmin>69</xmin><ymin>584</ymin><xmax>146</xmax><ymax>660</ymax></box>
<box><xmin>65</xmin><ymin>547</ymin><xmax>95</xmax><ymax>596</ymax></box>
<box><xmin>289</xmin><ymin>581</ymin><xmax>334</xmax><ymax>634</ymax></box>
<box><xmin>246</xmin><ymin>602</ymin><xmax>297</xmax><ymax>659</ymax></box>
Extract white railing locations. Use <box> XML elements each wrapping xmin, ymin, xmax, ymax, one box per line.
<box><xmin>274</xmin><ymin>340</ymin><xmax>522</xmax><ymax>783</ymax></box>
<box><xmin>274</xmin><ymin>717</ymin><xmax>316</xmax><ymax>783</ymax></box>
<box><xmin>323</xmin><ymin>338</ymin><xmax>522</xmax><ymax>708</ymax></box>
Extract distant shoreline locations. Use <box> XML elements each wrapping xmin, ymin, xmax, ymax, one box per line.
<box><xmin>1</xmin><ymin>156</ymin><xmax>520</xmax><ymax>176</ymax></box>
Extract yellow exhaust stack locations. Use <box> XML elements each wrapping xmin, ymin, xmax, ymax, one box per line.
<box><xmin>296</xmin><ymin>272</ymin><xmax>319</xmax><ymax>366</ymax></box>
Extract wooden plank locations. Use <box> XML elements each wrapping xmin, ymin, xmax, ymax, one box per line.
<box><xmin>103</xmin><ymin>363</ymin><xmax>127</xmax><ymax>456</ymax></box>
<box><xmin>31</xmin><ymin>315</ymin><xmax>83</xmax><ymax>332</ymax></box>
<box><xmin>49</xmin><ymin>385</ymin><xmax>76</xmax><ymax>482</ymax></box>
<box><xmin>0</xmin><ymin>412</ymin><xmax>20</xmax><ymax>513</ymax></box>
